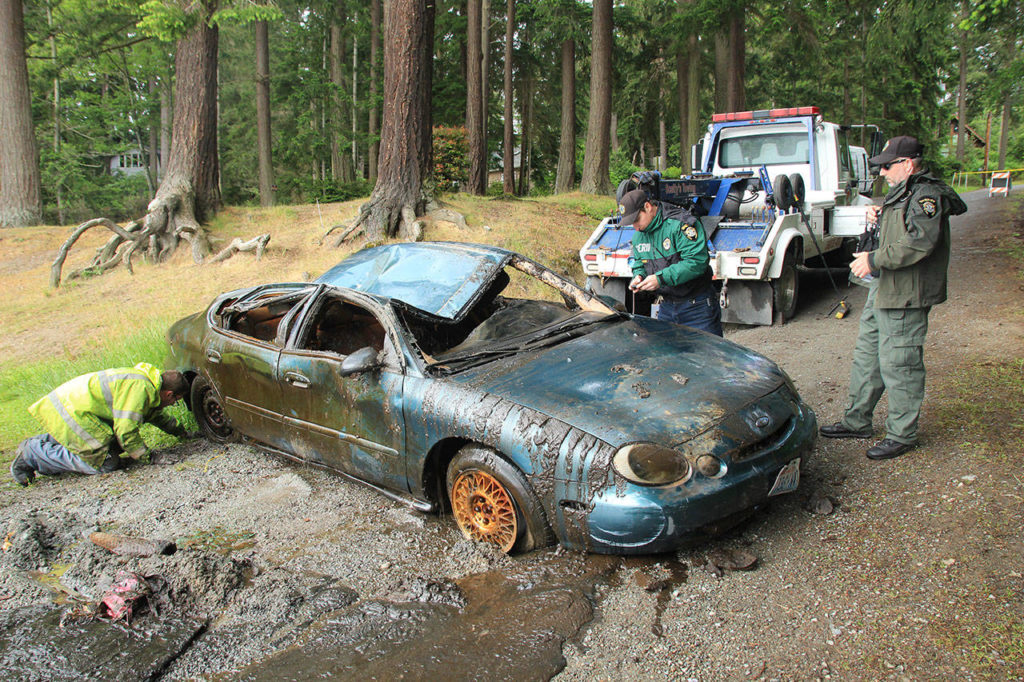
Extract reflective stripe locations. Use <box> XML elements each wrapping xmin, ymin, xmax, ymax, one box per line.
<box><xmin>47</xmin><ymin>392</ymin><xmax>104</xmax><ymax>450</ymax></box>
<box><xmin>97</xmin><ymin>370</ymin><xmax>150</xmax><ymax>411</ymax></box>
<box><xmin>112</xmin><ymin>409</ymin><xmax>145</xmax><ymax>422</ymax></box>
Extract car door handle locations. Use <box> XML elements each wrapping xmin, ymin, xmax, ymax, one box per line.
<box><xmin>284</xmin><ymin>371</ymin><xmax>310</xmax><ymax>389</ymax></box>
<box><xmin>206</xmin><ymin>349</ymin><xmax>221</xmax><ymax>363</ymax></box>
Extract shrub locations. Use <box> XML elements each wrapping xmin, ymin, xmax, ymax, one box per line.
<box><xmin>433</xmin><ymin>126</ymin><xmax>469</xmax><ymax>192</ymax></box>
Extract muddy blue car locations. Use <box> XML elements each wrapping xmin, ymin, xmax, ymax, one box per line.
<box><xmin>167</xmin><ymin>242</ymin><xmax>816</xmax><ymax>554</ymax></box>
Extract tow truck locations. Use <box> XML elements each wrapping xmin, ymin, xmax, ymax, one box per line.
<box><xmin>579</xmin><ymin>107</ymin><xmax>883</xmax><ymax>325</ymax></box>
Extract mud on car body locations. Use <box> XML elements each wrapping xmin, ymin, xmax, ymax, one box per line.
<box><xmin>167</xmin><ymin>242</ymin><xmax>816</xmax><ymax>554</ymax></box>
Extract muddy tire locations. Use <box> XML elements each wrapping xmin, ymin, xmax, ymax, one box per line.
<box><xmin>446</xmin><ymin>445</ymin><xmax>554</xmax><ymax>554</ymax></box>
<box><xmin>772</xmin><ymin>250</ymin><xmax>800</xmax><ymax>325</ymax></box>
<box><xmin>190</xmin><ymin>376</ymin><xmax>238</xmax><ymax>443</ymax></box>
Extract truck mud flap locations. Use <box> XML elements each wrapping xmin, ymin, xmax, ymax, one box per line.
<box><xmin>721</xmin><ymin>280</ymin><xmax>773</xmax><ymax>326</ymax></box>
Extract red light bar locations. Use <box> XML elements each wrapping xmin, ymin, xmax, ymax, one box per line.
<box><xmin>741</xmin><ymin>256</ymin><xmax>760</xmax><ymax>264</ymax></box>
<box><xmin>712</xmin><ymin>107</ymin><xmax>820</xmax><ymax>123</ymax></box>
<box><xmin>583</xmin><ymin>253</ymin><xmax>597</xmax><ymax>261</ymax></box>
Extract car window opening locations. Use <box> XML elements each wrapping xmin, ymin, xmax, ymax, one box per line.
<box><xmin>302</xmin><ymin>299</ymin><xmax>386</xmax><ymax>356</ymax></box>
<box><xmin>225</xmin><ymin>297</ymin><xmax>304</xmax><ymax>342</ymax></box>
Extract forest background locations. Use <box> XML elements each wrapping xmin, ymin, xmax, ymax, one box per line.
<box><xmin>1</xmin><ymin>0</ymin><xmax>1022</xmax><ymax>227</ymax></box>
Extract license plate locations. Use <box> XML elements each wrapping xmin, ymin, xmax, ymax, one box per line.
<box><xmin>767</xmin><ymin>458</ymin><xmax>801</xmax><ymax>497</ymax></box>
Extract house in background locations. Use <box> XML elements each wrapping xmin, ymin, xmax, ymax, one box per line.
<box><xmin>107</xmin><ymin>148</ymin><xmax>155</xmax><ymax>177</ymax></box>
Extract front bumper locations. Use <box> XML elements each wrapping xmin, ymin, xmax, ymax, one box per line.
<box><xmin>556</xmin><ymin>401</ymin><xmax>817</xmax><ymax>555</ymax></box>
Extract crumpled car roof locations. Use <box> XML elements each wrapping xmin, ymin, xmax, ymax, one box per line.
<box><xmin>316</xmin><ymin>242</ymin><xmax>512</xmax><ymax>321</ymax></box>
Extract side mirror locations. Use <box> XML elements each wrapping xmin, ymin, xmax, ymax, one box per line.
<box><xmin>339</xmin><ymin>346</ymin><xmax>382</xmax><ymax>376</ymax></box>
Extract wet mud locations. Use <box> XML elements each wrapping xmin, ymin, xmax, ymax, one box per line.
<box><xmin>233</xmin><ymin>560</ymin><xmax>613</xmax><ymax>681</ymax></box>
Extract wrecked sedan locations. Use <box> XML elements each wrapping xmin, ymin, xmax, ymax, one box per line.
<box><xmin>167</xmin><ymin>242</ymin><xmax>816</xmax><ymax>554</ymax></box>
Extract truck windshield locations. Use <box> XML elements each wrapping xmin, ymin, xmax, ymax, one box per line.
<box><xmin>718</xmin><ymin>133</ymin><xmax>809</xmax><ymax>168</ymax></box>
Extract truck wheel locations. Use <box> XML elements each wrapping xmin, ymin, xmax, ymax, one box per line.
<box><xmin>772</xmin><ymin>252</ymin><xmax>799</xmax><ymax>324</ymax></box>
<box><xmin>447</xmin><ymin>445</ymin><xmax>554</xmax><ymax>554</ymax></box>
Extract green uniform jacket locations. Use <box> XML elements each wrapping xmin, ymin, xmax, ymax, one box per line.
<box><xmin>27</xmin><ymin>362</ymin><xmax>184</xmax><ymax>468</ymax></box>
<box><xmin>630</xmin><ymin>205</ymin><xmax>711</xmax><ymax>300</ymax></box>
<box><xmin>867</xmin><ymin>172</ymin><xmax>967</xmax><ymax>309</ymax></box>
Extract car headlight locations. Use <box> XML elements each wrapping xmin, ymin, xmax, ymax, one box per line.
<box><xmin>613</xmin><ymin>443</ymin><xmax>692</xmax><ymax>486</ymax></box>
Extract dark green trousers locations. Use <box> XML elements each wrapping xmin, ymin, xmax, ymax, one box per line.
<box><xmin>842</xmin><ymin>286</ymin><xmax>931</xmax><ymax>444</ymax></box>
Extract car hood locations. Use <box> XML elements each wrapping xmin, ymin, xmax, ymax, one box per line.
<box><xmin>316</xmin><ymin>242</ymin><xmax>511</xmax><ymax>322</ymax></box>
<box><xmin>446</xmin><ymin>315</ymin><xmax>792</xmax><ymax>449</ymax></box>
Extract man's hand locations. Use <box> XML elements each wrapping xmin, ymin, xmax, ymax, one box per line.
<box><xmin>850</xmin><ymin>251</ymin><xmax>873</xmax><ymax>278</ymax></box>
<box><xmin>629</xmin><ymin>274</ymin><xmax>660</xmax><ymax>292</ymax></box>
<box><xmin>865</xmin><ymin>204</ymin><xmax>881</xmax><ymax>223</ymax></box>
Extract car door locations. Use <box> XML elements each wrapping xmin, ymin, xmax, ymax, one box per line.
<box><xmin>204</xmin><ymin>287</ymin><xmax>313</xmax><ymax>450</ymax></box>
<box><xmin>276</xmin><ymin>292</ymin><xmax>408</xmax><ymax>492</ymax></box>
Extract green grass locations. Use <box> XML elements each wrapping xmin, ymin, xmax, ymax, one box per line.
<box><xmin>0</xmin><ymin>321</ymin><xmax>195</xmax><ymax>459</ymax></box>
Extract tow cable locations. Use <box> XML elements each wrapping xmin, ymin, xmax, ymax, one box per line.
<box><xmin>797</xmin><ymin>208</ymin><xmax>850</xmax><ymax>319</ymax></box>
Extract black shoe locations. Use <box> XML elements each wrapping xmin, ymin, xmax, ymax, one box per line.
<box><xmin>10</xmin><ymin>451</ymin><xmax>35</xmax><ymax>486</ymax></box>
<box><xmin>819</xmin><ymin>422</ymin><xmax>873</xmax><ymax>439</ymax></box>
<box><xmin>866</xmin><ymin>439</ymin><xmax>915</xmax><ymax>461</ymax></box>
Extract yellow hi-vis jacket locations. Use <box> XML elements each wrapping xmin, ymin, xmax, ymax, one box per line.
<box><xmin>28</xmin><ymin>362</ymin><xmax>185</xmax><ymax>469</ymax></box>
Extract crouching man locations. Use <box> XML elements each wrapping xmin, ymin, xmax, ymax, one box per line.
<box><xmin>11</xmin><ymin>363</ymin><xmax>191</xmax><ymax>485</ymax></box>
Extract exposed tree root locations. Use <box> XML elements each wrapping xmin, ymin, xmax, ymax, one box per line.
<box><xmin>50</xmin><ymin>195</ymin><xmax>270</xmax><ymax>288</ymax></box>
<box><xmin>326</xmin><ymin>200</ymin><xmax>467</xmax><ymax>248</ymax></box>
<box><xmin>209</xmin><ymin>233</ymin><xmax>271</xmax><ymax>263</ymax></box>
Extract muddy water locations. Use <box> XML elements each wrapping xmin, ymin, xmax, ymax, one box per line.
<box><xmin>0</xmin><ymin>604</ymin><xmax>206</xmax><ymax>680</ymax></box>
<box><xmin>235</xmin><ymin>556</ymin><xmax>619</xmax><ymax>681</ymax></box>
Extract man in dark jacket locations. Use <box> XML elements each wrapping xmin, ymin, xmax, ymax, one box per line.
<box><xmin>622</xmin><ymin>189</ymin><xmax>722</xmax><ymax>336</ymax></box>
<box><xmin>820</xmin><ymin>136</ymin><xmax>967</xmax><ymax>460</ymax></box>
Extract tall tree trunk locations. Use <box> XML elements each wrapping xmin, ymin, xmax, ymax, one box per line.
<box><xmin>466</xmin><ymin>0</ymin><xmax>487</xmax><ymax>194</ymax></box>
<box><xmin>997</xmin><ymin>96</ymin><xmax>1010</xmax><ymax>170</ymax></box>
<box><xmin>658</xmin><ymin>58</ymin><xmax>667</xmax><ymax>172</ymax></box>
<box><xmin>330</xmin><ymin>14</ymin><xmax>344</xmax><ymax>181</ymax></box>
<box><xmin>580</xmin><ymin>0</ymin><xmax>613</xmax><ymax>195</ymax></box>
<box><xmin>352</xmin><ymin>39</ymin><xmax>358</xmax><ymax>177</ymax></box>
<box><xmin>554</xmin><ymin>37</ymin><xmax>575</xmax><ymax>193</ymax></box>
<box><xmin>0</xmin><ymin>0</ymin><xmax>42</xmax><ymax>227</ymax></box>
<box><xmin>142</xmin><ymin>2</ymin><xmax>219</xmax><ymax>261</ymax></box>
<box><xmin>713</xmin><ymin>30</ymin><xmax>728</xmax><ymax>113</ymax></box>
<box><xmin>481</xmin><ymin>0</ymin><xmax>490</xmax><ymax>161</ymax></box>
<box><xmin>502</xmin><ymin>0</ymin><xmax>516</xmax><ymax>195</ymax></box>
<box><xmin>48</xmin><ymin>0</ymin><xmax>65</xmax><ymax>224</ymax></box>
<box><xmin>518</xmin><ymin>68</ymin><xmax>531</xmax><ymax>196</ymax></box>
<box><xmin>726</xmin><ymin>8</ymin><xmax>745</xmax><ymax>111</ymax></box>
<box><xmin>160</xmin><ymin>81</ymin><xmax>171</xmax><ymax>181</ymax></box>
<box><xmin>676</xmin><ymin>34</ymin><xmax>700</xmax><ymax>173</ymax></box>
<box><xmin>148</xmin><ymin>78</ymin><xmax>159</xmax><ymax>201</ymax></box>
<box><xmin>255</xmin><ymin>20</ymin><xmax>275</xmax><ymax>207</ymax></box>
<box><xmin>956</xmin><ymin>27</ymin><xmax>967</xmax><ymax>163</ymax></box>
<box><xmin>368</xmin><ymin>0</ymin><xmax>380</xmax><ymax>181</ymax></box>
<box><xmin>353</xmin><ymin>0</ymin><xmax>434</xmax><ymax>240</ymax></box>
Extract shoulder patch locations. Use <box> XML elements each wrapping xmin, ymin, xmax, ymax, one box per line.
<box><xmin>683</xmin><ymin>225</ymin><xmax>698</xmax><ymax>241</ymax></box>
<box><xmin>918</xmin><ymin>197</ymin><xmax>937</xmax><ymax>217</ymax></box>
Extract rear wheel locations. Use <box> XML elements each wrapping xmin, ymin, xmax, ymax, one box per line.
<box><xmin>190</xmin><ymin>376</ymin><xmax>238</xmax><ymax>443</ymax></box>
<box><xmin>772</xmin><ymin>251</ymin><xmax>800</xmax><ymax>325</ymax></box>
<box><xmin>446</xmin><ymin>445</ymin><xmax>553</xmax><ymax>554</ymax></box>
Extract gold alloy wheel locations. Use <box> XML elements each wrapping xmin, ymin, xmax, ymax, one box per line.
<box><xmin>451</xmin><ymin>470</ymin><xmax>518</xmax><ymax>553</ymax></box>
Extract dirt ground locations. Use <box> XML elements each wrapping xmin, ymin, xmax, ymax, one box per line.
<box><xmin>1</xmin><ymin>189</ymin><xmax>1022</xmax><ymax>680</ymax></box>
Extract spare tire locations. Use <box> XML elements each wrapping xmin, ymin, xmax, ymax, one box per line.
<box><xmin>788</xmin><ymin>173</ymin><xmax>806</xmax><ymax>208</ymax></box>
<box><xmin>616</xmin><ymin>177</ymin><xmax>638</xmax><ymax>204</ymax></box>
<box><xmin>772</xmin><ymin>174</ymin><xmax>793</xmax><ymax>211</ymax></box>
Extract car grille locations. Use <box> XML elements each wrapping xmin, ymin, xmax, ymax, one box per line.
<box><xmin>730</xmin><ymin>416</ymin><xmax>796</xmax><ymax>463</ymax></box>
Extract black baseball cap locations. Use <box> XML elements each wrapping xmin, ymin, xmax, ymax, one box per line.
<box><xmin>869</xmin><ymin>135</ymin><xmax>924</xmax><ymax>166</ymax></box>
<box><xmin>618</xmin><ymin>189</ymin><xmax>649</xmax><ymax>225</ymax></box>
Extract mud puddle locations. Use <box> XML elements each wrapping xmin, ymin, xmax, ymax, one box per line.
<box><xmin>0</xmin><ymin>604</ymin><xmax>206</xmax><ymax>681</ymax></box>
<box><xmin>228</xmin><ymin>555</ymin><xmax>620</xmax><ymax>681</ymax></box>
